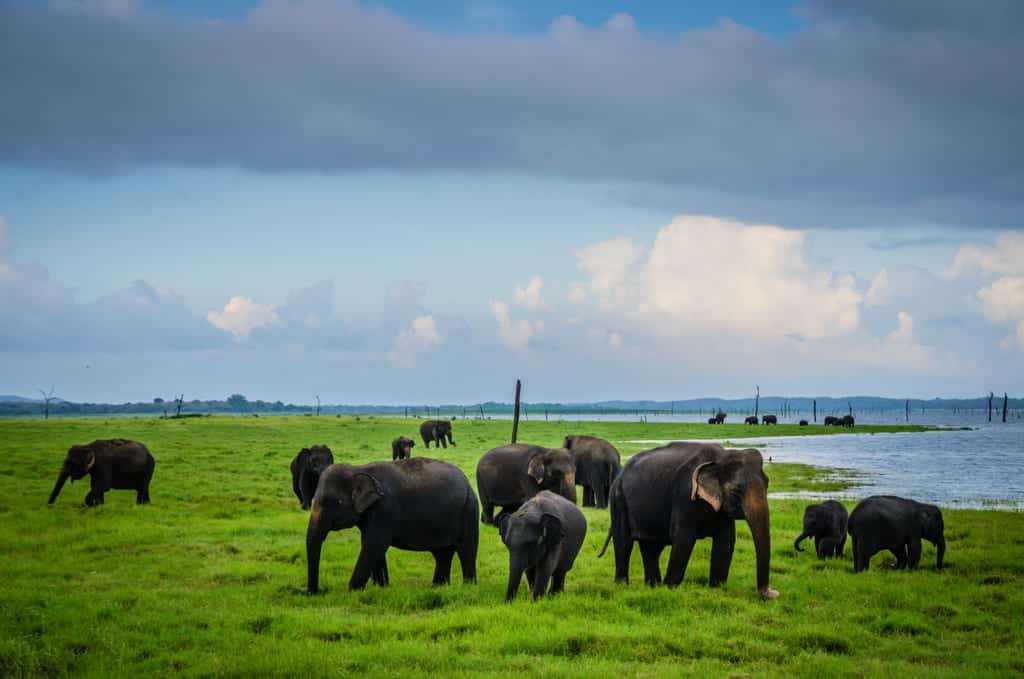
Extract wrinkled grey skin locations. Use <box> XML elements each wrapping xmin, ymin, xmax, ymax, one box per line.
<box><xmin>290</xmin><ymin>445</ymin><xmax>335</xmax><ymax>510</ymax></box>
<box><xmin>497</xmin><ymin>491</ymin><xmax>587</xmax><ymax>601</ymax></box>
<box><xmin>848</xmin><ymin>496</ymin><xmax>945</xmax><ymax>572</ymax></box>
<box><xmin>562</xmin><ymin>435</ymin><xmax>621</xmax><ymax>509</ymax></box>
<box><xmin>48</xmin><ymin>439</ymin><xmax>155</xmax><ymax>506</ymax></box>
<box><xmin>794</xmin><ymin>500</ymin><xmax>848</xmax><ymax>558</ymax></box>
<box><xmin>600</xmin><ymin>441</ymin><xmax>779</xmax><ymax>600</ymax></box>
<box><xmin>476</xmin><ymin>444</ymin><xmax>576</xmax><ymax>525</ymax></box>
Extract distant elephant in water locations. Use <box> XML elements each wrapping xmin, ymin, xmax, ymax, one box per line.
<box><xmin>497</xmin><ymin>491</ymin><xmax>587</xmax><ymax>601</ymax></box>
<box><xmin>420</xmin><ymin>420</ymin><xmax>455</xmax><ymax>449</ymax></box>
<box><xmin>391</xmin><ymin>436</ymin><xmax>415</xmax><ymax>461</ymax></box>
<box><xmin>562</xmin><ymin>435</ymin><xmax>621</xmax><ymax>508</ymax></box>
<box><xmin>794</xmin><ymin>500</ymin><xmax>848</xmax><ymax>558</ymax></box>
<box><xmin>744</xmin><ymin>416</ymin><xmax>759</xmax><ymax>425</ymax></box>
<box><xmin>761</xmin><ymin>414</ymin><xmax>777</xmax><ymax>425</ymax></box>
<box><xmin>848</xmin><ymin>496</ymin><xmax>944</xmax><ymax>572</ymax></box>
<box><xmin>476</xmin><ymin>444</ymin><xmax>576</xmax><ymax>524</ymax></box>
<box><xmin>824</xmin><ymin>416</ymin><xmax>840</xmax><ymax>426</ymax></box>
<box><xmin>799</xmin><ymin>420</ymin><xmax>809</xmax><ymax>426</ymax></box>
<box><xmin>305</xmin><ymin>458</ymin><xmax>478</xmax><ymax>592</ymax></box>
<box><xmin>841</xmin><ymin>415</ymin><xmax>855</xmax><ymax>428</ymax></box>
<box><xmin>48</xmin><ymin>439</ymin><xmax>155</xmax><ymax>506</ymax></box>
<box><xmin>290</xmin><ymin>445</ymin><xmax>334</xmax><ymax>510</ymax></box>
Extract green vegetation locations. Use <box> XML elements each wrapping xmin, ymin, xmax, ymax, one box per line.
<box><xmin>1</xmin><ymin>417</ymin><xmax>1021</xmax><ymax>678</ymax></box>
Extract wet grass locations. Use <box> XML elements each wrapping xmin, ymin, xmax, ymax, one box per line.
<box><xmin>0</xmin><ymin>416</ymin><xmax>1021</xmax><ymax>677</ymax></box>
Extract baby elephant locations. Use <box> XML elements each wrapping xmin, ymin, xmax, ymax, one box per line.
<box><xmin>496</xmin><ymin>491</ymin><xmax>586</xmax><ymax>601</ymax></box>
<box><xmin>392</xmin><ymin>436</ymin><xmax>415</xmax><ymax>461</ymax></box>
<box><xmin>794</xmin><ymin>500</ymin><xmax>848</xmax><ymax>558</ymax></box>
<box><xmin>848</xmin><ymin>495</ymin><xmax>945</xmax><ymax>572</ymax></box>
<box><xmin>290</xmin><ymin>445</ymin><xmax>334</xmax><ymax>510</ymax></box>
<box><xmin>48</xmin><ymin>439</ymin><xmax>155</xmax><ymax>506</ymax></box>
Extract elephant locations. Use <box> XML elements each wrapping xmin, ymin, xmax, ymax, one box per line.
<box><xmin>562</xmin><ymin>435</ymin><xmax>621</xmax><ymax>508</ymax></box>
<box><xmin>744</xmin><ymin>416</ymin><xmax>759</xmax><ymax>425</ymax></box>
<box><xmin>799</xmin><ymin>420</ymin><xmax>809</xmax><ymax>426</ymax></box>
<box><xmin>48</xmin><ymin>439</ymin><xmax>155</xmax><ymax>506</ymax></box>
<box><xmin>305</xmin><ymin>457</ymin><xmax>479</xmax><ymax>592</ymax></box>
<box><xmin>290</xmin><ymin>445</ymin><xmax>334</xmax><ymax>510</ymax></box>
<box><xmin>824</xmin><ymin>416</ymin><xmax>840</xmax><ymax>426</ymax></box>
<box><xmin>420</xmin><ymin>420</ymin><xmax>456</xmax><ymax>449</ymax></box>
<box><xmin>841</xmin><ymin>415</ymin><xmax>855</xmax><ymax>428</ymax></box>
<box><xmin>707</xmin><ymin>417</ymin><xmax>717</xmax><ymax>424</ymax></box>
<box><xmin>497</xmin><ymin>491</ymin><xmax>587</xmax><ymax>601</ymax></box>
<box><xmin>599</xmin><ymin>441</ymin><xmax>779</xmax><ymax>599</ymax></box>
<box><xmin>761</xmin><ymin>414</ymin><xmax>777</xmax><ymax>425</ymax></box>
<box><xmin>391</xmin><ymin>436</ymin><xmax>415</xmax><ymax>461</ymax></box>
<box><xmin>848</xmin><ymin>495</ymin><xmax>945</xmax><ymax>572</ymax></box>
<box><xmin>794</xmin><ymin>500</ymin><xmax>848</xmax><ymax>558</ymax></box>
<box><xmin>476</xmin><ymin>444</ymin><xmax>577</xmax><ymax>525</ymax></box>
<box><xmin>713</xmin><ymin>412</ymin><xmax>727</xmax><ymax>424</ymax></box>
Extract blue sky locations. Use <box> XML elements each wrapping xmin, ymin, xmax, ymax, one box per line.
<box><xmin>1</xmin><ymin>0</ymin><xmax>1022</xmax><ymax>404</ymax></box>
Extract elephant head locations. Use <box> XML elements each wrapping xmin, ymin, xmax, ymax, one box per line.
<box><xmin>527</xmin><ymin>449</ymin><xmax>576</xmax><ymax>504</ymax></box>
<box><xmin>918</xmin><ymin>504</ymin><xmax>945</xmax><ymax>569</ymax></box>
<box><xmin>304</xmin><ymin>445</ymin><xmax>334</xmax><ymax>476</ymax></box>
<box><xmin>48</xmin><ymin>444</ymin><xmax>96</xmax><ymax>505</ymax></box>
<box><xmin>306</xmin><ymin>466</ymin><xmax>384</xmax><ymax>593</ymax></box>
<box><xmin>691</xmin><ymin>448</ymin><xmax>778</xmax><ymax>599</ymax></box>
<box><xmin>497</xmin><ymin>505</ymin><xmax>564</xmax><ymax>601</ymax></box>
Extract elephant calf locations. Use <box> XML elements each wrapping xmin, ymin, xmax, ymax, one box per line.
<box><xmin>290</xmin><ymin>445</ymin><xmax>334</xmax><ymax>510</ymax></box>
<box><xmin>497</xmin><ymin>491</ymin><xmax>587</xmax><ymax>601</ymax></box>
<box><xmin>391</xmin><ymin>436</ymin><xmax>415</xmax><ymax>461</ymax></box>
<box><xmin>794</xmin><ymin>500</ymin><xmax>848</xmax><ymax>558</ymax></box>
<box><xmin>48</xmin><ymin>439</ymin><xmax>155</xmax><ymax>506</ymax></box>
<box><xmin>848</xmin><ymin>495</ymin><xmax>945</xmax><ymax>572</ymax></box>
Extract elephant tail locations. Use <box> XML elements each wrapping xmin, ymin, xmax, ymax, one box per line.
<box><xmin>793</xmin><ymin>531</ymin><xmax>809</xmax><ymax>552</ymax></box>
<box><xmin>598</xmin><ymin>477</ymin><xmax>625</xmax><ymax>558</ymax></box>
<box><xmin>598</xmin><ymin>526</ymin><xmax>613</xmax><ymax>558</ymax></box>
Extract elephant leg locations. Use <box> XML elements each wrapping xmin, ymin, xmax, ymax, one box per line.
<box><xmin>531</xmin><ymin>548</ymin><xmax>560</xmax><ymax>599</ymax></box>
<box><xmin>525</xmin><ymin>567</ymin><xmax>536</xmax><ymax>588</ymax></box>
<box><xmin>639</xmin><ymin>541</ymin><xmax>665</xmax><ymax>586</ymax></box>
<box><xmin>907</xmin><ymin>536</ymin><xmax>922</xmax><ymax>569</ymax></box>
<box><xmin>371</xmin><ymin>554</ymin><xmax>390</xmax><ymax>586</ymax></box>
<box><xmin>582</xmin><ymin>486</ymin><xmax>595</xmax><ymax>507</ymax></box>
<box><xmin>595</xmin><ymin>482</ymin><xmax>608</xmax><ymax>509</ymax></box>
<box><xmin>439</xmin><ymin>437</ymin><xmax>447</xmax><ymax>449</ymax></box>
<box><xmin>480</xmin><ymin>499</ymin><xmax>495</xmax><ymax>525</ymax></box>
<box><xmin>853</xmin><ymin>536</ymin><xmax>872</xmax><ymax>572</ymax></box>
<box><xmin>817</xmin><ymin>537</ymin><xmax>837</xmax><ymax>559</ymax></box>
<box><xmin>891</xmin><ymin>544</ymin><xmax>909</xmax><ymax>569</ymax></box>
<box><xmin>664</xmin><ymin>533</ymin><xmax>698</xmax><ymax>587</ymax></box>
<box><xmin>814</xmin><ymin>536</ymin><xmax>822</xmax><ymax>557</ymax></box>
<box><xmin>457</xmin><ymin>516</ymin><xmax>479</xmax><ymax>584</ymax></box>
<box><xmin>838</xmin><ymin>535</ymin><xmax>847</xmax><ymax>559</ymax></box>
<box><xmin>613</xmin><ymin>535</ymin><xmax>633</xmax><ymax>584</ymax></box>
<box><xmin>549</xmin><ymin>570</ymin><xmax>566</xmax><ymax>595</ymax></box>
<box><xmin>709</xmin><ymin>521</ymin><xmax>736</xmax><ymax>587</ymax></box>
<box><xmin>350</xmin><ymin>540</ymin><xmax>388</xmax><ymax>591</ymax></box>
<box><xmin>432</xmin><ymin>549</ymin><xmax>455</xmax><ymax>585</ymax></box>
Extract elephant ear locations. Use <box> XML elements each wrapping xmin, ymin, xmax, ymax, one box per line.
<box><xmin>495</xmin><ymin>512</ymin><xmax>513</xmax><ymax>543</ymax></box>
<box><xmin>527</xmin><ymin>456</ymin><xmax>546</xmax><ymax>485</ymax></box>
<box><xmin>540</xmin><ymin>514</ymin><xmax>565</xmax><ymax>548</ymax></box>
<box><xmin>690</xmin><ymin>461</ymin><xmax>723</xmax><ymax>512</ymax></box>
<box><xmin>351</xmin><ymin>473</ymin><xmax>384</xmax><ymax>514</ymax></box>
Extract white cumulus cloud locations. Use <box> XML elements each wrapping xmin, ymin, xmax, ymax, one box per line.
<box><xmin>208</xmin><ymin>296</ymin><xmax>279</xmax><ymax>338</ymax></box>
<box><xmin>490</xmin><ymin>301</ymin><xmax>540</xmax><ymax>351</ymax></box>
<box><xmin>513</xmin><ymin>275</ymin><xmax>547</xmax><ymax>310</ymax></box>
<box><xmin>865</xmin><ymin>268</ymin><xmax>890</xmax><ymax>307</ymax></box>
<box><xmin>947</xmin><ymin>232</ymin><xmax>1024</xmax><ymax>278</ymax></box>
<box><xmin>976</xmin><ymin>276</ymin><xmax>1024</xmax><ymax>324</ymax></box>
<box><xmin>388</xmin><ymin>315</ymin><xmax>443</xmax><ymax>367</ymax></box>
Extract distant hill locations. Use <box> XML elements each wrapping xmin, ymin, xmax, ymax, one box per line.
<box><xmin>0</xmin><ymin>395</ymin><xmax>41</xmax><ymax>403</ymax></box>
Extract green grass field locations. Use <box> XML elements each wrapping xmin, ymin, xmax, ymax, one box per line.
<box><xmin>1</xmin><ymin>416</ymin><xmax>1022</xmax><ymax>678</ymax></box>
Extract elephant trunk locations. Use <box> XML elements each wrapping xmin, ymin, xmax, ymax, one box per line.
<box><xmin>935</xmin><ymin>535</ymin><xmax>945</xmax><ymax>569</ymax></box>
<box><xmin>562</xmin><ymin>472</ymin><xmax>577</xmax><ymax>504</ymax></box>
<box><xmin>306</xmin><ymin>506</ymin><xmax>327</xmax><ymax>593</ymax></box>
<box><xmin>742</xmin><ymin>486</ymin><xmax>779</xmax><ymax>599</ymax></box>
<box><xmin>793</xmin><ymin>530</ymin><xmax>809</xmax><ymax>552</ymax></box>
<box><xmin>48</xmin><ymin>466</ymin><xmax>69</xmax><ymax>505</ymax></box>
<box><xmin>506</xmin><ymin>552</ymin><xmax>528</xmax><ymax>602</ymax></box>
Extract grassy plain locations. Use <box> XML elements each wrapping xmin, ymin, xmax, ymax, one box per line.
<box><xmin>1</xmin><ymin>416</ymin><xmax>1022</xmax><ymax>678</ymax></box>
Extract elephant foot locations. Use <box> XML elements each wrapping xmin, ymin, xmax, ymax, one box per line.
<box><xmin>759</xmin><ymin>586</ymin><xmax>780</xmax><ymax>600</ymax></box>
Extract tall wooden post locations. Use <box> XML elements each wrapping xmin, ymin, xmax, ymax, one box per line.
<box><xmin>988</xmin><ymin>392</ymin><xmax>994</xmax><ymax>422</ymax></box>
<box><xmin>754</xmin><ymin>386</ymin><xmax>760</xmax><ymax>418</ymax></box>
<box><xmin>813</xmin><ymin>399</ymin><xmax>817</xmax><ymax>423</ymax></box>
<box><xmin>511</xmin><ymin>379</ymin><xmax>522</xmax><ymax>443</ymax></box>
<box><xmin>1003</xmin><ymin>392</ymin><xmax>1009</xmax><ymax>423</ymax></box>
<box><xmin>905</xmin><ymin>399</ymin><xmax>909</xmax><ymax>422</ymax></box>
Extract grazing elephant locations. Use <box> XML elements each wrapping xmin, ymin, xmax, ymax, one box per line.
<box><xmin>420</xmin><ymin>420</ymin><xmax>456</xmax><ymax>449</ymax></box>
<box><xmin>714</xmin><ymin>412</ymin><xmax>727</xmax><ymax>424</ymax></box>
<box><xmin>824</xmin><ymin>415</ymin><xmax>840</xmax><ymax>426</ymax></box>
<box><xmin>290</xmin><ymin>445</ymin><xmax>334</xmax><ymax>510</ymax></box>
<box><xmin>497</xmin><ymin>491</ymin><xmax>587</xmax><ymax>601</ymax></box>
<box><xmin>841</xmin><ymin>415</ymin><xmax>855</xmax><ymax>428</ymax></box>
<box><xmin>761</xmin><ymin>414</ymin><xmax>777</xmax><ymax>425</ymax></box>
<box><xmin>599</xmin><ymin>441</ymin><xmax>779</xmax><ymax>599</ymax></box>
<box><xmin>744</xmin><ymin>416</ymin><xmax>759</xmax><ymax>425</ymax></box>
<box><xmin>306</xmin><ymin>458</ymin><xmax>479</xmax><ymax>592</ymax></box>
<box><xmin>794</xmin><ymin>500</ymin><xmax>848</xmax><ymax>558</ymax></box>
<box><xmin>848</xmin><ymin>496</ymin><xmax>945</xmax><ymax>572</ymax></box>
<box><xmin>707</xmin><ymin>417</ymin><xmax>717</xmax><ymax>424</ymax></box>
<box><xmin>562</xmin><ymin>435</ymin><xmax>621</xmax><ymax>508</ymax></box>
<box><xmin>476</xmin><ymin>444</ymin><xmax>576</xmax><ymax>524</ymax></box>
<box><xmin>48</xmin><ymin>439</ymin><xmax>155</xmax><ymax>507</ymax></box>
<box><xmin>391</xmin><ymin>436</ymin><xmax>415</xmax><ymax>461</ymax></box>
<box><xmin>799</xmin><ymin>420</ymin><xmax>809</xmax><ymax>426</ymax></box>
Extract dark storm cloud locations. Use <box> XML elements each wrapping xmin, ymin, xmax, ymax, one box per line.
<box><xmin>1</xmin><ymin>1</ymin><xmax>1022</xmax><ymax>226</ymax></box>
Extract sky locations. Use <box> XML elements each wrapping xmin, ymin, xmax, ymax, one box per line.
<box><xmin>1</xmin><ymin>0</ymin><xmax>1022</xmax><ymax>404</ymax></box>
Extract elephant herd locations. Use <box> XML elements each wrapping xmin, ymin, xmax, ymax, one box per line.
<box><xmin>45</xmin><ymin>429</ymin><xmax>945</xmax><ymax>604</ymax></box>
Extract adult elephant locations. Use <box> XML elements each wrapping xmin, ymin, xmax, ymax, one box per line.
<box><xmin>848</xmin><ymin>496</ymin><xmax>944</xmax><ymax>572</ymax></box>
<box><xmin>761</xmin><ymin>414</ymin><xmax>777</xmax><ymax>425</ymax></box>
<box><xmin>562</xmin><ymin>435</ymin><xmax>621</xmax><ymax>508</ymax></box>
<box><xmin>48</xmin><ymin>439</ymin><xmax>155</xmax><ymax>506</ymax></box>
<box><xmin>799</xmin><ymin>420</ymin><xmax>809</xmax><ymax>426</ymax></box>
<box><xmin>476</xmin><ymin>444</ymin><xmax>576</xmax><ymax>524</ymax></box>
<box><xmin>391</xmin><ymin>436</ymin><xmax>415</xmax><ymax>461</ymax></box>
<box><xmin>744</xmin><ymin>416</ymin><xmax>759</xmax><ymax>425</ymax></box>
<box><xmin>290</xmin><ymin>445</ymin><xmax>334</xmax><ymax>510</ymax></box>
<box><xmin>794</xmin><ymin>500</ymin><xmax>848</xmax><ymax>558</ymax></box>
<box><xmin>306</xmin><ymin>458</ymin><xmax>478</xmax><ymax>592</ymax></box>
<box><xmin>599</xmin><ymin>441</ymin><xmax>779</xmax><ymax>599</ymax></box>
<box><xmin>420</xmin><ymin>420</ymin><xmax>456</xmax><ymax>449</ymax></box>
<box><xmin>824</xmin><ymin>416</ymin><xmax>840</xmax><ymax>426</ymax></box>
<box><xmin>841</xmin><ymin>415</ymin><xmax>855</xmax><ymax>428</ymax></box>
